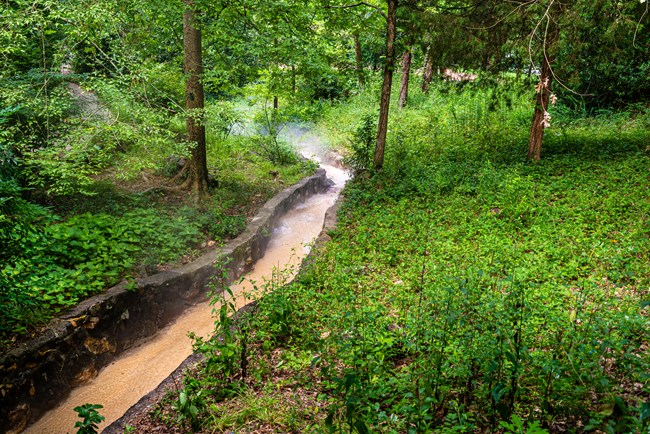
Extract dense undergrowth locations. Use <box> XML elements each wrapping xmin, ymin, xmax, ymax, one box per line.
<box><xmin>157</xmin><ymin>77</ymin><xmax>650</xmax><ymax>433</ymax></box>
<box><xmin>0</xmin><ymin>74</ymin><xmax>314</xmax><ymax>346</ymax></box>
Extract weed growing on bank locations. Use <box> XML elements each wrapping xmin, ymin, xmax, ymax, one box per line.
<box><xmin>157</xmin><ymin>78</ymin><xmax>650</xmax><ymax>433</ymax></box>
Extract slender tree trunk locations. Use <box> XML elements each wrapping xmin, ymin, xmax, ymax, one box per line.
<box><xmin>482</xmin><ymin>48</ymin><xmax>490</xmax><ymax>71</ymax></box>
<box><xmin>183</xmin><ymin>1</ymin><xmax>208</xmax><ymax>197</ymax></box>
<box><xmin>398</xmin><ymin>46</ymin><xmax>412</xmax><ymax>109</ymax></box>
<box><xmin>374</xmin><ymin>0</ymin><xmax>397</xmax><ymax>171</ymax></box>
<box><xmin>353</xmin><ymin>32</ymin><xmax>365</xmax><ymax>88</ymax></box>
<box><xmin>422</xmin><ymin>45</ymin><xmax>434</xmax><ymax>93</ymax></box>
<box><xmin>273</xmin><ymin>38</ymin><xmax>279</xmax><ymax>110</ymax></box>
<box><xmin>527</xmin><ymin>26</ymin><xmax>559</xmax><ymax>162</ymax></box>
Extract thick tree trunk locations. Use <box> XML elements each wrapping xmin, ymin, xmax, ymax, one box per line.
<box><xmin>353</xmin><ymin>32</ymin><xmax>365</xmax><ymax>88</ymax></box>
<box><xmin>422</xmin><ymin>45</ymin><xmax>434</xmax><ymax>93</ymax></box>
<box><xmin>373</xmin><ymin>0</ymin><xmax>397</xmax><ymax>171</ymax></box>
<box><xmin>527</xmin><ymin>25</ymin><xmax>559</xmax><ymax>162</ymax></box>
<box><xmin>183</xmin><ymin>2</ymin><xmax>208</xmax><ymax>197</ymax></box>
<box><xmin>398</xmin><ymin>46</ymin><xmax>412</xmax><ymax>109</ymax></box>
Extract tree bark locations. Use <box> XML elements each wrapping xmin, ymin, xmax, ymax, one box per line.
<box><xmin>398</xmin><ymin>46</ymin><xmax>412</xmax><ymax>109</ymax></box>
<box><xmin>183</xmin><ymin>2</ymin><xmax>209</xmax><ymax>197</ymax></box>
<box><xmin>527</xmin><ymin>25</ymin><xmax>559</xmax><ymax>162</ymax></box>
<box><xmin>353</xmin><ymin>32</ymin><xmax>365</xmax><ymax>88</ymax></box>
<box><xmin>373</xmin><ymin>0</ymin><xmax>397</xmax><ymax>172</ymax></box>
<box><xmin>421</xmin><ymin>45</ymin><xmax>434</xmax><ymax>93</ymax></box>
<box><xmin>273</xmin><ymin>38</ymin><xmax>279</xmax><ymax>109</ymax></box>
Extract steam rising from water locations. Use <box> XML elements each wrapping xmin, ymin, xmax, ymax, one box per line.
<box><xmin>281</xmin><ymin>123</ymin><xmax>349</xmax><ymax>188</ymax></box>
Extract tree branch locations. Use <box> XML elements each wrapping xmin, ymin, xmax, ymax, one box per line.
<box><xmin>326</xmin><ymin>2</ymin><xmax>387</xmax><ymax>21</ymax></box>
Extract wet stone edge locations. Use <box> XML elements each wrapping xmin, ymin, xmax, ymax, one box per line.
<box><xmin>0</xmin><ymin>168</ymin><xmax>330</xmax><ymax>433</ymax></box>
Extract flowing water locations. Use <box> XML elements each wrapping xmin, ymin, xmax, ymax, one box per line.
<box><xmin>24</xmin><ymin>130</ymin><xmax>348</xmax><ymax>434</ymax></box>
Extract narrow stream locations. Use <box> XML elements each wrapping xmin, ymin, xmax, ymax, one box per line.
<box><xmin>24</xmin><ymin>130</ymin><xmax>348</xmax><ymax>434</ymax></box>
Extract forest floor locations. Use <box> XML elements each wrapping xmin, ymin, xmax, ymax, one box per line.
<box><xmin>111</xmin><ymin>84</ymin><xmax>650</xmax><ymax>433</ymax></box>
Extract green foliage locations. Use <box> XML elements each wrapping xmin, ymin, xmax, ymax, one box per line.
<box><xmin>250</xmin><ymin>104</ymin><xmax>300</xmax><ymax>166</ymax></box>
<box><xmin>205</xmin><ymin>101</ymin><xmax>244</xmax><ymax>140</ymax></box>
<box><xmin>0</xmin><ymin>180</ymin><xmax>50</xmax><ymax>263</ymax></box>
<box><xmin>0</xmin><ymin>208</ymin><xmax>203</xmax><ymax>339</ymax></box>
<box><xmin>73</xmin><ymin>403</ymin><xmax>105</xmax><ymax>434</ymax></box>
<box><xmin>3</xmin><ymin>0</ymin><xmax>649</xmax><ymax>430</ymax></box>
<box><xmin>173</xmin><ymin>80</ymin><xmax>650</xmax><ymax>433</ymax></box>
<box><xmin>180</xmin><ymin>203</ymin><xmax>247</xmax><ymax>241</ymax></box>
<box><xmin>163</xmin><ymin>262</ymin><xmax>311</xmax><ymax>429</ymax></box>
<box><xmin>303</xmin><ymin>81</ymin><xmax>650</xmax><ymax>432</ymax></box>
<box><xmin>172</xmin><ymin>386</ymin><xmax>205</xmax><ymax>432</ymax></box>
<box><xmin>500</xmin><ymin>415</ymin><xmax>548</xmax><ymax>434</ymax></box>
<box><xmin>345</xmin><ymin>113</ymin><xmax>376</xmax><ymax>173</ymax></box>
<box><xmin>251</xmin><ymin>135</ymin><xmax>299</xmax><ymax>166</ymax></box>
<box><xmin>86</xmin><ymin>79</ymin><xmax>193</xmax><ymax>181</ymax></box>
<box><xmin>0</xmin><ymin>72</ymin><xmax>190</xmax><ymax>196</ymax></box>
<box><xmin>554</xmin><ymin>0</ymin><xmax>650</xmax><ymax>109</ymax></box>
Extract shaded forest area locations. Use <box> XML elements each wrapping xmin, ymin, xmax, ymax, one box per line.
<box><xmin>1</xmin><ymin>0</ymin><xmax>649</xmax><ymax>432</ymax></box>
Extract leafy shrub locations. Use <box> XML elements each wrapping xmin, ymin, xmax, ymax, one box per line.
<box><xmin>344</xmin><ymin>113</ymin><xmax>376</xmax><ymax>173</ymax></box>
<box><xmin>0</xmin><ymin>208</ymin><xmax>203</xmax><ymax>339</ymax></box>
<box><xmin>251</xmin><ymin>135</ymin><xmax>299</xmax><ymax>166</ymax></box>
<box><xmin>205</xmin><ymin>102</ymin><xmax>244</xmax><ymax>140</ymax></box>
<box><xmin>248</xmin><ymin>105</ymin><xmax>300</xmax><ymax>166</ymax></box>
<box><xmin>0</xmin><ymin>180</ymin><xmax>50</xmax><ymax>262</ymax></box>
<box><xmin>73</xmin><ymin>404</ymin><xmax>105</xmax><ymax>434</ymax></box>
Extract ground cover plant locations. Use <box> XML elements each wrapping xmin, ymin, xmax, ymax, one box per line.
<box><xmin>147</xmin><ymin>78</ymin><xmax>650</xmax><ymax>433</ymax></box>
<box><xmin>0</xmin><ymin>73</ymin><xmax>314</xmax><ymax>347</ymax></box>
<box><xmin>3</xmin><ymin>1</ymin><xmax>648</xmax><ymax>432</ymax></box>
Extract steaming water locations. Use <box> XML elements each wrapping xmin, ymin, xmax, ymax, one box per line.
<box><xmin>24</xmin><ymin>129</ymin><xmax>348</xmax><ymax>433</ymax></box>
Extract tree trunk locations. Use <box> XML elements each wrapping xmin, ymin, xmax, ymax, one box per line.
<box><xmin>422</xmin><ymin>45</ymin><xmax>434</xmax><ymax>93</ymax></box>
<box><xmin>353</xmin><ymin>32</ymin><xmax>365</xmax><ymax>88</ymax></box>
<box><xmin>273</xmin><ymin>38</ymin><xmax>279</xmax><ymax>110</ymax></box>
<box><xmin>373</xmin><ymin>0</ymin><xmax>397</xmax><ymax>172</ymax></box>
<box><xmin>398</xmin><ymin>46</ymin><xmax>412</xmax><ymax>109</ymax></box>
<box><xmin>183</xmin><ymin>2</ymin><xmax>208</xmax><ymax>197</ymax></box>
<box><xmin>527</xmin><ymin>25</ymin><xmax>559</xmax><ymax>162</ymax></box>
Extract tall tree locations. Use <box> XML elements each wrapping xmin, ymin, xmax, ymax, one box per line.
<box><xmin>182</xmin><ymin>1</ymin><xmax>209</xmax><ymax>197</ymax></box>
<box><xmin>353</xmin><ymin>32</ymin><xmax>366</xmax><ymax>88</ymax></box>
<box><xmin>527</xmin><ymin>24</ymin><xmax>558</xmax><ymax>162</ymax></box>
<box><xmin>516</xmin><ymin>0</ymin><xmax>562</xmax><ymax>162</ymax></box>
<box><xmin>374</xmin><ymin>0</ymin><xmax>397</xmax><ymax>171</ymax></box>
<box><xmin>421</xmin><ymin>42</ymin><xmax>434</xmax><ymax>93</ymax></box>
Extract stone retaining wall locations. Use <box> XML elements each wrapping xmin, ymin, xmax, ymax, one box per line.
<box><xmin>0</xmin><ymin>169</ymin><xmax>330</xmax><ymax>433</ymax></box>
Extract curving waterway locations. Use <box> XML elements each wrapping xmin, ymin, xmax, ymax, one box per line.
<box><xmin>24</xmin><ymin>129</ymin><xmax>348</xmax><ymax>433</ymax></box>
